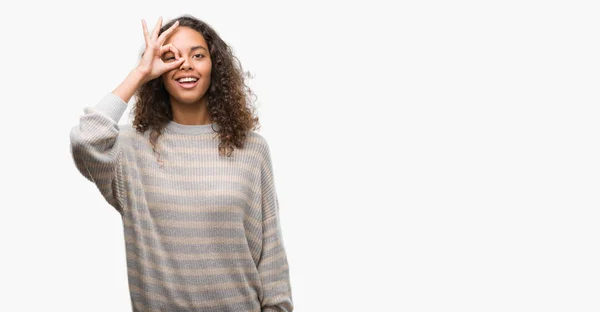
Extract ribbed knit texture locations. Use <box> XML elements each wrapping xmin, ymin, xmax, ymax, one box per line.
<box><xmin>69</xmin><ymin>93</ymin><xmax>293</xmax><ymax>312</ymax></box>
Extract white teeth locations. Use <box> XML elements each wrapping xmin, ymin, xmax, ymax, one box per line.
<box><xmin>178</xmin><ymin>77</ymin><xmax>198</xmax><ymax>83</ymax></box>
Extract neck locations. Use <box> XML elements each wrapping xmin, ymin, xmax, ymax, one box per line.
<box><xmin>170</xmin><ymin>98</ymin><xmax>212</xmax><ymax>125</ymax></box>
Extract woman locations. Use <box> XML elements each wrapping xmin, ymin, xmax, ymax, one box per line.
<box><xmin>70</xmin><ymin>14</ymin><xmax>293</xmax><ymax>311</ymax></box>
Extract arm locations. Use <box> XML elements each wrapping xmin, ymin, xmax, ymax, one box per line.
<box><xmin>69</xmin><ymin>92</ymin><xmax>129</xmax><ymax>213</ymax></box>
<box><xmin>69</xmin><ymin>17</ymin><xmax>184</xmax><ymax>213</ymax></box>
<box><xmin>69</xmin><ymin>68</ymin><xmax>147</xmax><ymax>212</ymax></box>
<box><xmin>257</xmin><ymin>141</ymin><xmax>294</xmax><ymax>312</ymax></box>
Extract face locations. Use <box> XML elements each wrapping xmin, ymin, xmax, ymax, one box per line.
<box><xmin>161</xmin><ymin>26</ymin><xmax>212</xmax><ymax>106</ymax></box>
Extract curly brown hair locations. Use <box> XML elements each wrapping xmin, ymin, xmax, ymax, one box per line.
<box><xmin>132</xmin><ymin>14</ymin><xmax>260</xmax><ymax>157</ymax></box>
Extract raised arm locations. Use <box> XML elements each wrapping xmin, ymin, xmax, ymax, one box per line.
<box><xmin>69</xmin><ymin>93</ymin><xmax>129</xmax><ymax>213</ymax></box>
<box><xmin>69</xmin><ymin>17</ymin><xmax>185</xmax><ymax>213</ymax></box>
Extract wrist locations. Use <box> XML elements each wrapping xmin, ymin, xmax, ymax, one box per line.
<box><xmin>131</xmin><ymin>67</ymin><xmax>150</xmax><ymax>85</ymax></box>
<box><xmin>112</xmin><ymin>69</ymin><xmax>148</xmax><ymax>104</ymax></box>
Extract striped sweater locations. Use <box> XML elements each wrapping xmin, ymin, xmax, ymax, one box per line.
<box><xmin>69</xmin><ymin>93</ymin><xmax>293</xmax><ymax>312</ymax></box>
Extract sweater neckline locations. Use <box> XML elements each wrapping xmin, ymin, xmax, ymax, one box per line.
<box><xmin>165</xmin><ymin>120</ymin><xmax>219</xmax><ymax>135</ymax></box>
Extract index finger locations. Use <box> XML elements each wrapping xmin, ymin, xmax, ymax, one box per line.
<box><xmin>157</xmin><ymin>20</ymin><xmax>179</xmax><ymax>45</ymax></box>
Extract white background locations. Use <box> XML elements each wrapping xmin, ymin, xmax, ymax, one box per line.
<box><xmin>1</xmin><ymin>0</ymin><xmax>599</xmax><ymax>311</ymax></box>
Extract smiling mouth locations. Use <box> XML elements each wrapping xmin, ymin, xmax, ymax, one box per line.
<box><xmin>175</xmin><ymin>77</ymin><xmax>199</xmax><ymax>89</ymax></box>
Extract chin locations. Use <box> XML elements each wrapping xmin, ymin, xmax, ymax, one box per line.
<box><xmin>174</xmin><ymin>94</ymin><xmax>207</xmax><ymax>105</ymax></box>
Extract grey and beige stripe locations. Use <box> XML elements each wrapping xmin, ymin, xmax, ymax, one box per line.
<box><xmin>70</xmin><ymin>93</ymin><xmax>293</xmax><ymax>311</ymax></box>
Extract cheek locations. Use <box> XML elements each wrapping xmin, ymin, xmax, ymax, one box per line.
<box><xmin>203</xmin><ymin>71</ymin><xmax>212</xmax><ymax>82</ymax></box>
<box><xmin>198</xmin><ymin>67</ymin><xmax>212</xmax><ymax>86</ymax></box>
<box><xmin>200</xmin><ymin>60</ymin><xmax>212</xmax><ymax>76</ymax></box>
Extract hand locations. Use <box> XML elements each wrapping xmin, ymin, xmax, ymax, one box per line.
<box><xmin>135</xmin><ymin>17</ymin><xmax>184</xmax><ymax>83</ymax></box>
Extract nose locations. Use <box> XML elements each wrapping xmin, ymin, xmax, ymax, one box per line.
<box><xmin>180</xmin><ymin>57</ymin><xmax>192</xmax><ymax>70</ymax></box>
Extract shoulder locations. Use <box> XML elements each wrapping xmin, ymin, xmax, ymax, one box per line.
<box><xmin>245</xmin><ymin>131</ymin><xmax>272</xmax><ymax>157</ymax></box>
<box><xmin>118</xmin><ymin>123</ymin><xmax>144</xmax><ymax>138</ymax></box>
<box><xmin>243</xmin><ymin>131</ymin><xmax>275</xmax><ymax>171</ymax></box>
<box><xmin>115</xmin><ymin>123</ymin><xmax>151</xmax><ymax>148</ymax></box>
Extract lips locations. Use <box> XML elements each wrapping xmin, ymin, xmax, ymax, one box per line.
<box><xmin>176</xmin><ymin>81</ymin><xmax>198</xmax><ymax>89</ymax></box>
<box><xmin>175</xmin><ymin>77</ymin><xmax>199</xmax><ymax>89</ymax></box>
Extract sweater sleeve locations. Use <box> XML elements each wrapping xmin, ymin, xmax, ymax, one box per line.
<box><xmin>257</xmin><ymin>141</ymin><xmax>294</xmax><ymax>312</ymax></box>
<box><xmin>69</xmin><ymin>93</ymin><xmax>128</xmax><ymax>214</ymax></box>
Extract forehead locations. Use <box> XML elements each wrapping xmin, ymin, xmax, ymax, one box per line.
<box><xmin>164</xmin><ymin>27</ymin><xmax>208</xmax><ymax>51</ymax></box>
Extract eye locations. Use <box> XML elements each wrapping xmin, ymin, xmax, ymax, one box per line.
<box><xmin>193</xmin><ymin>54</ymin><xmax>204</xmax><ymax>59</ymax></box>
<box><xmin>162</xmin><ymin>55</ymin><xmax>175</xmax><ymax>62</ymax></box>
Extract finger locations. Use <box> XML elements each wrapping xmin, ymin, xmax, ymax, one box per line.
<box><xmin>141</xmin><ymin>19</ymin><xmax>150</xmax><ymax>46</ymax></box>
<box><xmin>152</xmin><ymin>16</ymin><xmax>163</xmax><ymax>39</ymax></box>
<box><xmin>160</xmin><ymin>44</ymin><xmax>181</xmax><ymax>59</ymax></box>
<box><xmin>157</xmin><ymin>20</ymin><xmax>179</xmax><ymax>45</ymax></box>
<box><xmin>166</xmin><ymin>58</ymin><xmax>186</xmax><ymax>71</ymax></box>
<box><xmin>160</xmin><ymin>43</ymin><xmax>179</xmax><ymax>59</ymax></box>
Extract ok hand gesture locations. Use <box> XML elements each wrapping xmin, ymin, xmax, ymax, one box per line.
<box><xmin>136</xmin><ymin>17</ymin><xmax>184</xmax><ymax>83</ymax></box>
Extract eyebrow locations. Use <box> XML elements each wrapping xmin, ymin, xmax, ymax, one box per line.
<box><xmin>190</xmin><ymin>45</ymin><xmax>208</xmax><ymax>53</ymax></box>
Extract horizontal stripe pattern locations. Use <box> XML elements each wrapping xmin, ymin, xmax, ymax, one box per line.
<box><xmin>70</xmin><ymin>93</ymin><xmax>293</xmax><ymax>311</ymax></box>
